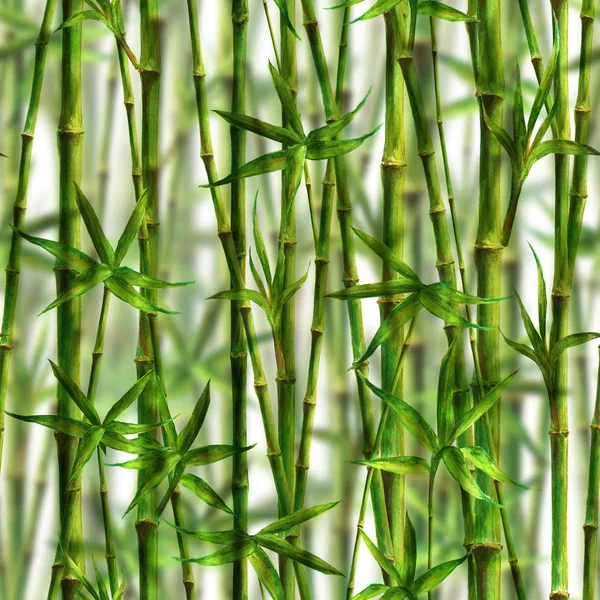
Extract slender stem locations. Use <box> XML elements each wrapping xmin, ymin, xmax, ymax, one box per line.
<box><xmin>231</xmin><ymin>1</ymin><xmax>249</xmax><ymax>597</ymax></box>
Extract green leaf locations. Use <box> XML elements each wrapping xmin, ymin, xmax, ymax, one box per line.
<box><xmin>306</xmin><ymin>125</ymin><xmax>381</xmax><ymax>160</ymax></box>
<box><xmin>352</xmin><ymin>0</ymin><xmax>403</xmax><ymax>22</ymax></box>
<box><xmin>441</xmin><ymin>446</ymin><xmax>501</xmax><ymax>506</ymax></box>
<box><xmin>351</xmin><ymin>456</ymin><xmax>429</xmax><ymax>475</ymax></box>
<box><xmin>155</xmin><ymin>381</ymin><xmax>177</xmax><ymax>448</ymax></box>
<box><xmin>461</xmin><ymin>446</ymin><xmax>528</xmax><ymax>488</ymax></box>
<box><xmin>203</xmin><ymin>149</ymin><xmax>288</xmax><ymax>188</ymax></box>
<box><xmin>214</xmin><ymin>110</ymin><xmax>302</xmax><ymax>146</ymax></box>
<box><xmin>49</xmin><ymin>359</ymin><xmax>101</xmax><ymax>425</ymax></box>
<box><xmin>13</xmin><ymin>226</ymin><xmax>97</xmax><ymax>272</ymax></box>
<box><xmin>437</xmin><ymin>339</ymin><xmax>456</xmax><ymax>444</ymax></box>
<box><xmin>184</xmin><ymin>444</ymin><xmax>255</xmax><ymax>467</ymax></box>
<box><xmin>449</xmin><ymin>370</ymin><xmax>518</xmax><ymax>443</ymax></box>
<box><xmin>176</xmin><ymin>381</ymin><xmax>211</xmax><ymax>454</ymax></box>
<box><xmin>180</xmin><ymin>473</ymin><xmax>233</xmax><ymax>514</ymax></box>
<box><xmin>102</xmin><ymin>429</ymin><xmax>160</xmax><ymax>454</ymax></box>
<box><xmin>180</xmin><ymin>538</ymin><xmax>258</xmax><ymax>566</ymax></box>
<box><xmin>358</xmin><ymin>529</ymin><xmax>402</xmax><ymax>583</ymax></box>
<box><xmin>254</xmin><ymin>534</ymin><xmax>343</xmax><ymax>576</ymax></box>
<box><xmin>514</xmin><ymin>290</ymin><xmax>547</xmax><ymax>360</ymax></box>
<box><xmin>107</xmin><ymin>420</ymin><xmax>169</xmax><ymax>435</ymax></box>
<box><xmin>103</xmin><ymin>369</ymin><xmax>155</xmax><ymax>424</ymax></box>
<box><xmin>353</xmin><ymin>227</ymin><xmax>421</xmax><ymax>280</ymax></box>
<box><xmin>281</xmin><ymin>145</ymin><xmax>307</xmax><ymax>224</ymax></box>
<box><xmin>380</xmin><ymin>590</ymin><xmax>411</xmax><ymax>600</ymax></box>
<box><xmin>351</xmin><ymin>584</ymin><xmax>390</xmax><ymax>600</ymax></box>
<box><xmin>482</xmin><ymin>107</ymin><xmax>519</xmax><ymax>173</ymax></box>
<box><xmin>551</xmin><ymin>332</ymin><xmax>600</xmax><ymax>364</ymax></box>
<box><xmin>40</xmin><ymin>263</ymin><xmax>112</xmax><ymax>315</ymax></box>
<box><xmin>359</xmin><ymin>373</ymin><xmax>440</xmax><ymax>453</ymax></box>
<box><xmin>92</xmin><ymin>558</ymin><xmax>109</xmax><ymax>600</ymax></box>
<box><xmin>106</xmin><ymin>450</ymin><xmax>166</xmax><ymax>471</ymax></box>
<box><xmin>106</xmin><ymin>276</ymin><xmax>179</xmax><ymax>315</ymax></box>
<box><xmin>418</xmin><ymin>1</ymin><xmax>476</xmax><ymax>22</ymax></box>
<box><xmin>525</xmin><ymin>140</ymin><xmax>600</xmax><ymax>175</ymax></box>
<box><xmin>327</xmin><ymin>279</ymin><xmax>423</xmax><ymax>300</ymax></box>
<box><xmin>249</xmin><ymin>250</ymin><xmax>269</xmax><ymax>300</ymax></box>
<box><xmin>273</xmin><ymin>264</ymin><xmax>309</xmax><ymax>318</ymax></box>
<box><xmin>272</xmin><ymin>0</ymin><xmax>301</xmax><ymax>40</ymax></box>
<box><xmin>74</xmin><ymin>184</ymin><xmax>114</xmax><ymax>265</ymax></box>
<box><xmin>500</xmin><ymin>331</ymin><xmax>545</xmax><ymax>373</ymax></box>
<box><xmin>530</xmin><ymin>101</ymin><xmax>557</xmax><ymax>150</ymax></box>
<box><xmin>513</xmin><ymin>63</ymin><xmax>526</xmax><ymax>159</ymax></box>
<box><xmin>58</xmin><ymin>9</ymin><xmax>113</xmax><ymax>32</ymax></box>
<box><xmin>112</xmin><ymin>266</ymin><xmax>193</xmax><ymax>289</ymax></box>
<box><xmin>353</xmin><ymin>294</ymin><xmax>422</xmax><ymax>366</ymax></box>
<box><xmin>427</xmin><ymin>282</ymin><xmax>509</xmax><ymax>305</ymax></box>
<box><xmin>208</xmin><ymin>288</ymin><xmax>271</xmax><ymax>318</ymax></box>
<box><xmin>528</xmin><ymin>243</ymin><xmax>548</xmax><ymax>343</ymax></box>
<box><xmin>249</xmin><ymin>546</ymin><xmax>285</xmax><ymax>600</ymax></box>
<box><xmin>402</xmin><ymin>513</ymin><xmax>416</xmax><ymax>587</ymax></box>
<box><xmin>527</xmin><ymin>22</ymin><xmax>559</xmax><ymax>139</ymax></box>
<box><xmin>306</xmin><ymin>88</ymin><xmax>372</xmax><ymax>143</ymax></box>
<box><xmin>5</xmin><ymin>412</ymin><xmax>89</xmax><ymax>438</ymax></box>
<box><xmin>114</xmin><ymin>189</ymin><xmax>149</xmax><ymax>267</ymax></box>
<box><xmin>68</xmin><ymin>425</ymin><xmax>105</xmax><ymax>487</ymax></box>
<box><xmin>60</xmin><ymin>544</ymin><xmax>100</xmax><ymax>600</ymax></box>
<box><xmin>411</xmin><ymin>554</ymin><xmax>468</xmax><ymax>595</ymax></box>
<box><xmin>258</xmin><ymin>501</ymin><xmax>340</xmax><ymax>535</ymax></box>
<box><xmin>164</xmin><ymin>522</ymin><xmax>246</xmax><ymax>544</ymax></box>
<box><xmin>417</xmin><ymin>287</ymin><xmax>484</xmax><ymax>330</ymax></box>
<box><xmin>268</xmin><ymin>62</ymin><xmax>304</xmax><ymax>137</ymax></box>
<box><xmin>253</xmin><ymin>192</ymin><xmax>272</xmax><ymax>288</ymax></box>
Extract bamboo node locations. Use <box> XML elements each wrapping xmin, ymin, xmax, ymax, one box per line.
<box><xmin>429</xmin><ymin>206</ymin><xmax>447</xmax><ymax>215</ymax></box>
<box><xmin>342</xmin><ymin>276</ymin><xmax>359</xmax><ymax>284</ymax></box>
<box><xmin>381</xmin><ymin>159</ymin><xmax>407</xmax><ymax>169</ymax></box>
<box><xmin>471</xmin><ymin>542</ymin><xmax>503</xmax><ymax>552</ymax></box>
<box><xmin>377</xmin><ymin>297</ymin><xmax>401</xmax><ymax>305</ymax></box>
<box><xmin>549</xmin><ymin>591</ymin><xmax>569</xmax><ymax>599</ymax></box>
<box><xmin>584</xmin><ymin>522</ymin><xmax>599</xmax><ymax>531</ymax></box>
<box><xmin>303</xmin><ymin>19</ymin><xmax>319</xmax><ymax>26</ymax></box>
<box><xmin>21</xmin><ymin>132</ymin><xmax>34</xmax><ymax>141</ymax></box>
<box><xmin>548</xmin><ymin>429</ymin><xmax>569</xmax><ymax>436</ymax></box>
<box><xmin>295</xmin><ymin>462</ymin><xmax>310</xmax><ymax>470</ymax></box>
<box><xmin>418</xmin><ymin>149</ymin><xmax>435</xmax><ymax>158</ymax></box>
<box><xmin>435</xmin><ymin>258</ymin><xmax>455</xmax><ymax>268</ymax></box>
<box><xmin>5</xmin><ymin>267</ymin><xmax>19</xmax><ymax>275</ymax></box>
<box><xmin>275</xmin><ymin>375</ymin><xmax>296</xmax><ymax>383</ymax></box>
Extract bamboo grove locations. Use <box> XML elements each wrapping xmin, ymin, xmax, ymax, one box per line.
<box><xmin>3</xmin><ymin>0</ymin><xmax>600</xmax><ymax>598</ymax></box>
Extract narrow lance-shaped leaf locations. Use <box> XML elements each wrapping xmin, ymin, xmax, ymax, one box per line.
<box><xmin>351</xmin><ymin>584</ymin><xmax>390</xmax><ymax>600</ymax></box>
<box><xmin>208</xmin><ymin>288</ymin><xmax>271</xmax><ymax>319</ymax></box>
<box><xmin>514</xmin><ymin>290</ymin><xmax>547</xmax><ymax>360</ymax></box>
<box><xmin>249</xmin><ymin>250</ymin><xmax>269</xmax><ymax>300</ymax></box>
<box><xmin>58</xmin><ymin>9</ymin><xmax>113</xmax><ymax>32</ymax></box>
<box><xmin>178</xmin><ymin>538</ymin><xmax>258</xmax><ymax>566</ymax></box>
<box><xmin>106</xmin><ymin>276</ymin><xmax>179</xmax><ymax>315</ymax></box>
<box><xmin>180</xmin><ymin>473</ymin><xmax>233</xmax><ymax>514</ymax></box>
<box><xmin>60</xmin><ymin>542</ymin><xmax>101</xmax><ymax>600</ymax></box>
<box><xmin>253</xmin><ymin>191</ymin><xmax>272</xmax><ymax>289</ymax></box>
<box><xmin>183</xmin><ymin>444</ymin><xmax>255</xmax><ymax>467</ymax></box>
<box><xmin>461</xmin><ymin>446</ymin><xmax>528</xmax><ymax>488</ymax></box>
<box><xmin>359</xmin><ymin>372</ymin><xmax>440</xmax><ymax>453</ymax></box>
<box><xmin>68</xmin><ymin>425</ymin><xmax>105</xmax><ymax>487</ymax></box>
<box><xmin>327</xmin><ymin>279</ymin><xmax>423</xmax><ymax>300</ymax></box>
<box><xmin>177</xmin><ymin>381</ymin><xmax>211</xmax><ymax>454</ymax></box>
<box><xmin>5</xmin><ymin>412</ymin><xmax>90</xmax><ymax>438</ymax></box>
<box><xmin>214</xmin><ymin>110</ymin><xmax>302</xmax><ymax>146</ymax></box>
<box><xmin>103</xmin><ymin>369</ymin><xmax>155</xmax><ymax>424</ymax></box>
<box><xmin>268</xmin><ymin>62</ymin><xmax>304</xmax><ymax>137</ymax></box>
<box><xmin>513</xmin><ymin>62</ymin><xmax>526</xmax><ymax>160</ymax></box>
<box><xmin>351</xmin><ymin>456</ymin><xmax>429</xmax><ymax>475</ymax></box>
<box><xmin>74</xmin><ymin>184</ymin><xmax>114</xmax><ymax>265</ymax></box>
<box><xmin>351</xmin><ymin>0</ymin><xmax>403</xmax><ymax>22</ymax></box>
<box><xmin>358</xmin><ymin>529</ymin><xmax>402</xmax><ymax>583</ymax></box>
<box><xmin>272</xmin><ymin>0</ymin><xmax>301</xmax><ymax>40</ymax></box>
<box><xmin>411</xmin><ymin>554</ymin><xmax>468</xmax><ymax>595</ymax></box>
<box><xmin>249</xmin><ymin>546</ymin><xmax>285</xmax><ymax>600</ymax></box>
<box><xmin>165</xmin><ymin>522</ymin><xmax>246</xmax><ymax>544</ymax></box>
<box><xmin>524</xmin><ymin>140</ymin><xmax>600</xmax><ymax>177</ymax></box>
<box><xmin>113</xmin><ymin>266</ymin><xmax>193</xmax><ymax>289</ymax></box>
<box><xmin>113</xmin><ymin>189</ymin><xmax>149</xmax><ymax>266</ymax></box>
<box><xmin>273</xmin><ymin>264</ymin><xmax>309</xmax><ymax>318</ymax></box>
<box><xmin>258</xmin><ymin>501</ymin><xmax>340</xmax><ymax>535</ymax></box>
<box><xmin>402</xmin><ymin>513</ymin><xmax>416</xmax><ymax>587</ymax></box>
<box><xmin>437</xmin><ymin>339</ymin><xmax>456</xmax><ymax>444</ymax></box>
<box><xmin>306</xmin><ymin>125</ymin><xmax>382</xmax><ymax>161</ymax></box>
<box><xmin>428</xmin><ymin>282</ymin><xmax>509</xmax><ymax>305</ymax></box>
<box><xmin>418</xmin><ymin>1</ymin><xmax>476</xmax><ymax>22</ymax></box>
<box><xmin>550</xmin><ymin>332</ymin><xmax>600</xmax><ymax>364</ymax></box>
<box><xmin>417</xmin><ymin>287</ymin><xmax>485</xmax><ymax>330</ymax></box>
<box><xmin>528</xmin><ymin>243</ymin><xmax>548</xmax><ymax>342</ymax></box>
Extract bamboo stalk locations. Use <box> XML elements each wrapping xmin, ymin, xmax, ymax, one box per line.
<box><xmin>0</xmin><ymin>0</ymin><xmax>58</xmax><ymax>473</ymax></box>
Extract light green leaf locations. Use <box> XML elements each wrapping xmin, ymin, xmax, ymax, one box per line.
<box><xmin>114</xmin><ymin>189</ymin><xmax>149</xmax><ymax>267</ymax></box>
<box><xmin>513</xmin><ymin>63</ymin><xmax>526</xmax><ymax>159</ymax></box>
<box><xmin>112</xmin><ymin>266</ymin><xmax>193</xmax><ymax>289</ymax></box>
<box><xmin>176</xmin><ymin>381</ymin><xmax>211</xmax><ymax>454</ymax></box>
<box><xmin>351</xmin><ymin>456</ymin><xmax>429</xmax><ymax>475</ymax></box>
<box><xmin>437</xmin><ymin>339</ymin><xmax>456</xmax><ymax>444</ymax></box>
<box><xmin>268</xmin><ymin>62</ymin><xmax>304</xmax><ymax>137</ymax></box>
<box><xmin>359</xmin><ymin>372</ymin><xmax>440</xmax><ymax>453</ymax></box>
<box><xmin>427</xmin><ymin>282</ymin><xmax>509</xmax><ymax>305</ymax></box>
<box><xmin>402</xmin><ymin>513</ymin><xmax>416</xmax><ymax>587</ymax></box>
<box><xmin>418</xmin><ymin>1</ymin><xmax>475</xmax><ymax>22</ymax></box>
<box><xmin>60</xmin><ymin>544</ymin><xmax>100</xmax><ymax>600</ymax></box>
<box><xmin>327</xmin><ymin>279</ymin><xmax>423</xmax><ymax>300</ymax></box>
<box><xmin>103</xmin><ymin>369</ymin><xmax>155</xmax><ymax>424</ymax></box>
<box><xmin>208</xmin><ymin>288</ymin><xmax>271</xmax><ymax>318</ymax></box>
<box><xmin>525</xmin><ymin>140</ymin><xmax>600</xmax><ymax>175</ymax></box>
<box><xmin>180</xmin><ymin>473</ymin><xmax>233</xmax><ymax>514</ymax></box>
<box><xmin>411</xmin><ymin>554</ymin><xmax>468</xmax><ymax>594</ymax></box>
<box><xmin>306</xmin><ymin>126</ymin><xmax>381</xmax><ymax>160</ymax></box>
<box><xmin>180</xmin><ymin>538</ymin><xmax>258</xmax><ymax>566</ymax></box>
<box><xmin>551</xmin><ymin>332</ymin><xmax>600</xmax><ymax>364</ymax></box>
<box><xmin>249</xmin><ymin>546</ymin><xmax>285</xmax><ymax>600</ymax></box>
<box><xmin>272</xmin><ymin>0</ymin><xmax>301</xmax><ymax>40</ymax></box>
<box><xmin>482</xmin><ymin>107</ymin><xmax>520</xmax><ymax>173</ymax></box>
<box><xmin>514</xmin><ymin>290</ymin><xmax>547</xmax><ymax>361</ymax></box>
<box><xmin>358</xmin><ymin>529</ymin><xmax>402</xmax><ymax>583</ymax></box>
<box><xmin>528</xmin><ymin>243</ymin><xmax>547</xmax><ymax>343</ymax></box>
<box><xmin>258</xmin><ymin>501</ymin><xmax>340</xmax><ymax>535</ymax></box>
<box><xmin>5</xmin><ymin>412</ymin><xmax>89</xmax><ymax>438</ymax></box>
<box><xmin>74</xmin><ymin>184</ymin><xmax>114</xmax><ymax>265</ymax></box>
<box><xmin>254</xmin><ymin>534</ymin><xmax>343</xmax><ymax>576</ymax></box>
<box><xmin>58</xmin><ymin>9</ymin><xmax>113</xmax><ymax>32</ymax></box>
<box><xmin>417</xmin><ymin>287</ymin><xmax>484</xmax><ymax>329</ymax></box>
<box><xmin>273</xmin><ymin>264</ymin><xmax>309</xmax><ymax>318</ymax></box>
<box><xmin>253</xmin><ymin>192</ymin><xmax>272</xmax><ymax>288</ymax></box>
<box><xmin>352</xmin><ymin>0</ymin><xmax>403</xmax><ymax>22</ymax></box>
<box><xmin>184</xmin><ymin>444</ymin><xmax>255</xmax><ymax>467</ymax></box>
<box><xmin>106</xmin><ymin>276</ymin><xmax>179</xmax><ymax>315</ymax></box>
<box><xmin>214</xmin><ymin>110</ymin><xmax>302</xmax><ymax>146</ymax></box>
<box><xmin>351</xmin><ymin>584</ymin><xmax>390</xmax><ymax>600</ymax></box>
<box><xmin>203</xmin><ymin>149</ymin><xmax>288</xmax><ymax>188</ymax></box>
<box><xmin>165</xmin><ymin>522</ymin><xmax>246</xmax><ymax>544</ymax></box>
<box><xmin>68</xmin><ymin>425</ymin><xmax>105</xmax><ymax>487</ymax></box>
<box><xmin>461</xmin><ymin>446</ymin><xmax>528</xmax><ymax>488</ymax></box>
<box><xmin>249</xmin><ymin>250</ymin><xmax>269</xmax><ymax>300</ymax></box>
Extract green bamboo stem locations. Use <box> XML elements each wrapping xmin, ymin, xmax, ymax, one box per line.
<box><xmin>547</xmin><ymin>1</ymin><xmax>571</xmax><ymax>598</ymax></box>
<box><xmin>567</xmin><ymin>0</ymin><xmax>594</xmax><ymax>284</ymax></box>
<box><xmin>346</xmin><ymin>318</ymin><xmax>416</xmax><ymax>600</ymax></box>
<box><xmin>300</xmin><ymin>0</ymin><xmax>394</xmax><ymax>565</ymax></box>
<box><xmin>583</xmin><ymin>346</ymin><xmax>600</xmax><ymax>599</ymax></box>
<box><xmin>380</xmin><ymin>5</ymin><xmax>406</xmax><ymax>571</ymax></box>
<box><xmin>185</xmin><ymin>3</ymin><xmax>309</xmax><ymax>593</ymax></box>
<box><xmin>0</xmin><ymin>0</ymin><xmax>58</xmax><ymax>473</ymax></box>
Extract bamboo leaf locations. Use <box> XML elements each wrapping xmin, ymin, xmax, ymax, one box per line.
<box><xmin>258</xmin><ymin>501</ymin><xmax>340</xmax><ymax>535</ymax></box>
<box><xmin>103</xmin><ymin>369</ymin><xmax>155</xmax><ymax>424</ymax></box>
<box><xmin>530</xmin><ymin>101</ymin><xmax>557</xmax><ymax>150</ymax></box>
<box><xmin>203</xmin><ymin>149</ymin><xmax>288</xmax><ymax>188</ymax></box>
<box><xmin>427</xmin><ymin>282</ymin><xmax>509</xmax><ymax>305</ymax></box>
<box><xmin>254</xmin><ymin>534</ymin><xmax>343</xmax><ymax>575</ymax></box>
<box><xmin>74</xmin><ymin>184</ymin><xmax>114</xmax><ymax>265</ymax></box>
<box><xmin>183</xmin><ymin>444</ymin><xmax>255</xmax><ymax>466</ymax></box>
<box><xmin>179</xmin><ymin>538</ymin><xmax>258</xmax><ymax>566</ymax></box>
<box><xmin>113</xmin><ymin>189</ymin><xmax>149</xmax><ymax>267</ymax></box>
<box><xmin>358</xmin><ymin>529</ymin><xmax>402</xmax><ymax>583</ymax></box>
<box><xmin>112</xmin><ymin>266</ymin><xmax>193</xmax><ymax>289</ymax></box>
<box><xmin>352</xmin><ymin>0</ymin><xmax>403</xmax><ymax>22</ymax></box>
<box><xmin>351</xmin><ymin>456</ymin><xmax>430</xmax><ymax>475</ymax></box>
<box><xmin>514</xmin><ymin>290</ymin><xmax>547</xmax><ymax>360</ymax></box>
<box><xmin>525</xmin><ymin>140</ymin><xmax>600</xmax><ymax>175</ymax></box>
<box><xmin>49</xmin><ymin>359</ymin><xmax>101</xmax><ymax>425</ymax></box>
<box><xmin>60</xmin><ymin>544</ymin><xmax>100</xmax><ymax>600</ymax></box>
<box><xmin>418</xmin><ymin>1</ymin><xmax>476</xmax><ymax>22</ymax></box>
<box><xmin>40</xmin><ymin>263</ymin><xmax>112</xmax><ymax>315</ymax></box>
<box><xmin>249</xmin><ymin>546</ymin><xmax>285</xmax><ymax>600</ymax></box>
<box><xmin>268</xmin><ymin>62</ymin><xmax>304</xmax><ymax>137</ymax></box>
<box><xmin>528</xmin><ymin>243</ymin><xmax>548</xmax><ymax>343</ymax></box>
<box><xmin>107</xmin><ymin>420</ymin><xmax>170</xmax><ymax>435</ymax></box>
<box><xmin>551</xmin><ymin>332</ymin><xmax>600</xmax><ymax>364</ymax></box>
<box><xmin>176</xmin><ymin>381</ymin><xmax>211</xmax><ymax>454</ymax></box>
<box><xmin>306</xmin><ymin>125</ymin><xmax>382</xmax><ymax>160</ymax></box>
<box><xmin>306</xmin><ymin>88</ymin><xmax>372</xmax><ymax>143</ymax></box>
<box><xmin>359</xmin><ymin>372</ymin><xmax>440</xmax><ymax>453</ymax></box>
<box><xmin>58</xmin><ymin>9</ymin><xmax>113</xmax><ymax>32</ymax></box>
<box><xmin>353</xmin><ymin>227</ymin><xmax>421</xmax><ymax>280</ymax></box>
<box><xmin>165</xmin><ymin>522</ymin><xmax>246</xmax><ymax>544</ymax></box>
<box><xmin>272</xmin><ymin>0</ymin><xmax>301</xmax><ymax>40</ymax></box>
<box><xmin>253</xmin><ymin>192</ymin><xmax>272</xmax><ymax>288</ymax></box>
<box><xmin>441</xmin><ymin>446</ymin><xmax>501</xmax><ymax>506</ymax></box>
<box><xmin>249</xmin><ymin>250</ymin><xmax>269</xmax><ymax>300</ymax></box>
<box><xmin>437</xmin><ymin>339</ymin><xmax>456</xmax><ymax>444</ymax></box>
<box><xmin>417</xmin><ymin>287</ymin><xmax>485</xmax><ymax>329</ymax></box>
<box><xmin>273</xmin><ymin>264</ymin><xmax>309</xmax><ymax>318</ymax></box>
<box><xmin>68</xmin><ymin>425</ymin><xmax>105</xmax><ymax>487</ymax></box>
<box><xmin>513</xmin><ymin>63</ymin><xmax>526</xmax><ymax>159</ymax></box>
<box><xmin>208</xmin><ymin>288</ymin><xmax>271</xmax><ymax>318</ymax></box>
<box><xmin>214</xmin><ymin>110</ymin><xmax>302</xmax><ymax>146</ymax></box>
<box><xmin>381</xmin><ymin>590</ymin><xmax>412</xmax><ymax>600</ymax></box>
<box><xmin>482</xmin><ymin>107</ymin><xmax>519</xmax><ymax>172</ymax></box>
<box><xmin>105</xmin><ymin>276</ymin><xmax>179</xmax><ymax>314</ymax></box>
<box><xmin>5</xmin><ymin>412</ymin><xmax>89</xmax><ymax>438</ymax></box>
<box><xmin>327</xmin><ymin>279</ymin><xmax>423</xmax><ymax>299</ymax></box>
<box><xmin>101</xmin><ymin>429</ymin><xmax>161</xmax><ymax>454</ymax></box>
<box><xmin>500</xmin><ymin>331</ymin><xmax>544</xmax><ymax>372</ymax></box>
<box><xmin>106</xmin><ymin>450</ymin><xmax>166</xmax><ymax>471</ymax></box>
<box><xmin>351</xmin><ymin>584</ymin><xmax>390</xmax><ymax>600</ymax></box>
<box><xmin>411</xmin><ymin>554</ymin><xmax>468</xmax><ymax>594</ymax></box>
<box><xmin>155</xmin><ymin>380</ymin><xmax>177</xmax><ymax>448</ymax></box>
<box><xmin>12</xmin><ymin>226</ymin><xmax>97</xmax><ymax>272</ymax></box>
<box><xmin>461</xmin><ymin>446</ymin><xmax>528</xmax><ymax>488</ymax></box>
<box><xmin>402</xmin><ymin>513</ymin><xmax>416</xmax><ymax>587</ymax></box>
<box><xmin>449</xmin><ymin>370</ymin><xmax>518</xmax><ymax>443</ymax></box>
<box><xmin>180</xmin><ymin>473</ymin><xmax>233</xmax><ymax>514</ymax></box>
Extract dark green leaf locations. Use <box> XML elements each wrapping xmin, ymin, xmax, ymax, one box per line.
<box><xmin>525</xmin><ymin>140</ymin><xmax>600</xmax><ymax>175</ymax></box>
<box><xmin>180</xmin><ymin>473</ymin><xmax>233</xmax><ymax>514</ymax></box>
<box><xmin>258</xmin><ymin>501</ymin><xmax>340</xmax><ymax>535</ymax></box>
<box><xmin>427</xmin><ymin>282</ymin><xmax>509</xmax><ymax>305</ymax></box>
<box><xmin>417</xmin><ymin>287</ymin><xmax>484</xmax><ymax>329</ymax></box>
<box><xmin>180</xmin><ymin>538</ymin><xmax>257</xmax><ymax>566</ymax></box>
<box><xmin>5</xmin><ymin>412</ymin><xmax>89</xmax><ymax>438</ymax></box>
<box><xmin>482</xmin><ymin>107</ymin><xmax>520</xmax><ymax>173</ymax></box>
<box><xmin>274</xmin><ymin>264</ymin><xmax>309</xmax><ymax>317</ymax></box>
<box><xmin>177</xmin><ymin>381</ymin><xmax>211</xmax><ymax>454</ymax></box>
<box><xmin>215</xmin><ymin>110</ymin><xmax>302</xmax><ymax>146</ymax></box>
<box><xmin>418</xmin><ymin>1</ymin><xmax>475</xmax><ymax>21</ymax></box>
<box><xmin>74</xmin><ymin>184</ymin><xmax>114</xmax><ymax>265</ymax></box>
<box><xmin>528</xmin><ymin>243</ymin><xmax>548</xmax><ymax>343</ymax></box>
<box><xmin>513</xmin><ymin>63</ymin><xmax>526</xmax><ymax>159</ymax></box>
<box><xmin>351</xmin><ymin>584</ymin><xmax>390</xmax><ymax>600</ymax></box>
<box><xmin>58</xmin><ymin>9</ymin><xmax>112</xmax><ymax>32</ymax></box>
<box><xmin>514</xmin><ymin>290</ymin><xmax>547</xmax><ymax>360</ymax></box>
<box><xmin>165</xmin><ymin>522</ymin><xmax>246</xmax><ymax>544</ymax></box>
<box><xmin>352</xmin><ymin>0</ymin><xmax>403</xmax><ymax>22</ymax></box>
<box><xmin>268</xmin><ymin>62</ymin><xmax>304</xmax><ymax>137</ymax></box>
<box><xmin>103</xmin><ymin>369</ymin><xmax>155</xmax><ymax>424</ymax></box>
<box><xmin>112</xmin><ymin>266</ymin><xmax>193</xmax><ymax>289</ymax></box>
<box><xmin>253</xmin><ymin>192</ymin><xmax>272</xmax><ymax>288</ymax></box>
<box><xmin>184</xmin><ymin>444</ymin><xmax>255</xmax><ymax>467</ymax></box>
<box><xmin>411</xmin><ymin>554</ymin><xmax>468</xmax><ymax>594</ymax></box>
<box><xmin>551</xmin><ymin>332</ymin><xmax>600</xmax><ymax>364</ymax></box>
<box><xmin>106</xmin><ymin>276</ymin><xmax>179</xmax><ymax>314</ymax></box>
<box><xmin>358</xmin><ymin>529</ymin><xmax>402</xmax><ymax>583</ymax></box>
<box><xmin>114</xmin><ymin>189</ymin><xmax>149</xmax><ymax>267</ymax></box>
<box><xmin>203</xmin><ymin>149</ymin><xmax>288</xmax><ymax>188</ymax></box>
<box><xmin>272</xmin><ymin>0</ymin><xmax>301</xmax><ymax>40</ymax></box>
<box><xmin>461</xmin><ymin>446</ymin><xmax>528</xmax><ymax>488</ymax></box>
<box><xmin>327</xmin><ymin>279</ymin><xmax>423</xmax><ymax>300</ymax></box>
<box><xmin>402</xmin><ymin>513</ymin><xmax>416</xmax><ymax>587</ymax></box>
<box><xmin>249</xmin><ymin>250</ymin><xmax>269</xmax><ymax>300</ymax></box>
<box><xmin>437</xmin><ymin>339</ymin><xmax>456</xmax><ymax>443</ymax></box>
<box><xmin>208</xmin><ymin>288</ymin><xmax>271</xmax><ymax>318</ymax></box>
<box><xmin>351</xmin><ymin>456</ymin><xmax>429</xmax><ymax>475</ymax></box>
<box><xmin>306</xmin><ymin>125</ymin><xmax>381</xmax><ymax>160</ymax></box>
<box><xmin>68</xmin><ymin>425</ymin><xmax>105</xmax><ymax>487</ymax></box>
<box><xmin>249</xmin><ymin>546</ymin><xmax>285</xmax><ymax>600</ymax></box>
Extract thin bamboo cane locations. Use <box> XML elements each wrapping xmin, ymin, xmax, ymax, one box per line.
<box><xmin>0</xmin><ymin>0</ymin><xmax>58</xmax><ymax>473</ymax></box>
<box><xmin>230</xmin><ymin>1</ymin><xmax>249</xmax><ymax>597</ymax></box>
